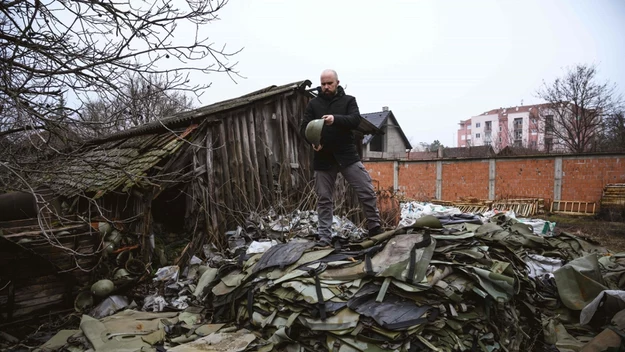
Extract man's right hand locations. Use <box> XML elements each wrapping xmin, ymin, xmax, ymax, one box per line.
<box><xmin>312</xmin><ymin>144</ymin><xmax>323</xmax><ymax>151</ymax></box>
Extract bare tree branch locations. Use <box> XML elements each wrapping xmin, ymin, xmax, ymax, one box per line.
<box><xmin>536</xmin><ymin>64</ymin><xmax>622</xmax><ymax>153</ymax></box>
<box><xmin>0</xmin><ymin>0</ymin><xmax>242</xmax><ymax>141</ymax></box>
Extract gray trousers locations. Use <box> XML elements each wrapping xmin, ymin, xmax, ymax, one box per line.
<box><xmin>314</xmin><ymin>161</ymin><xmax>381</xmax><ymax>238</ymax></box>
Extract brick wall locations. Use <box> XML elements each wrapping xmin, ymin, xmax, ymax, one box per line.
<box><xmin>364</xmin><ymin>162</ymin><xmax>395</xmax><ymax>190</ymax></box>
<box><xmin>442</xmin><ymin>160</ymin><xmax>490</xmax><ymax>200</ymax></box>
<box><xmin>398</xmin><ymin>162</ymin><xmax>437</xmax><ymax>200</ymax></box>
<box><xmin>496</xmin><ymin>158</ymin><xmax>555</xmax><ymax>200</ymax></box>
<box><xmin>363</xmin><ymin>153</ymin><xmax>625</xmax><ymax>207</ymax></box>
<box><xmin>561</xmin><ymin>157</ymin><xmax>624</xmax><ymax>202</ymax></box>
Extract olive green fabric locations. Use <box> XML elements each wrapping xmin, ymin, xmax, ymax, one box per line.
<box><xmin>38</xmin><ymin>211</ymin><xmax>625</xmax><ymax>352</ymax></box>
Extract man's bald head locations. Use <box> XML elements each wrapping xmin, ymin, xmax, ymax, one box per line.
<box><xmin>320</xmin><ymin>69</ymin><xmax>339</xmax><ymax>97</ymax></box>
<box><xmin>321</xmin><ymin>69</ymin><xmax>338</xmax><ymax>81</ymax></box>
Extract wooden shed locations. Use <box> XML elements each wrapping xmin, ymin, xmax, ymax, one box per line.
<box><xmin>38</xmin><ymin>79</ymin><xmax>377</xmax><ymax>237</ymax></box>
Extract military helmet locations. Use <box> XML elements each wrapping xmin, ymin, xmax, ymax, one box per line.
<box><xmin>91</xmin><ymin>279</ymin><xmax>114</xmax><ymax>297</ymax></box>
<box><xmin>74</xmin><ymin>291</ymin><xmax>94</xmax><ymax>311</ymax></box>
<box><xmin>305</xmin><ymin>119</ymin><xmax>324</xmax><ymax>146</ymax></box>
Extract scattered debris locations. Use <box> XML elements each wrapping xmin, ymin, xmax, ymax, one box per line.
<box><xmin>3</xmin><ymin>206</ymin><xmax>625</xmax><ymax>351</ymax></box>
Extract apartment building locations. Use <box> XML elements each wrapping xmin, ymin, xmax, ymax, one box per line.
<box><xmin>457</xmin><ymin>104</ymin><xmax>564</xmax><ymax>152</ymax></box>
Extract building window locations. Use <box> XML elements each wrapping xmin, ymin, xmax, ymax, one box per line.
<box><xmin>485</xmin><ymin>141</ymin><xmax>491</xmax><ymax>146</ymax></box>
<box><xmin>461</xmin><ymin>135</ymin><xmax>466</xmax><ymax>140</ymax></box>
<box><xmin>476</xmin><ymin>122</ymin><xmax>481</xmax><ymax>128</ymax></box>
<box><xmin>513</xmin><ymin>118</ymin><xmax>523</xmax><ymax>142</ymax></box>
<box><xmin>545</xmin><ymin>137</ymin><xmax>553</xmax><ymax>152</ymax></box>
<box><xmin>545</xmin><ymin>115</ymin><xmax>554</xmax><ymax>134</ymax></box>
<box><xmin>531</xmin><ymin>129</ymin><xmax>537</xmax><ymax>133</ymax></box>
<box><xmin>530</xmin><ymin>141</ymin><xmax>537</xmax><ymax>148</ymax></box>
<box><xmin>485</xmin><ymin>121</ymin><xmax>492</xmax><ymax>131</ymax></box>
<box><xmin>370</xmin><ymin>134</ymin><xmax>383</xmax><ymax>152</ymax></box>
<box><xmin>476</xmin><ymin>133</ymin><xmax>481</xmax><ymax>139</ymax></box>
<box><xmin>499</xmin><ymin>125</ymin><xmax>502</xmax><ymax>132</ymax></box>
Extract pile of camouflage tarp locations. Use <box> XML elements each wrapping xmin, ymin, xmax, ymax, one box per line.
<box><xmin>200</xmin><ymin>212</ymin><xmax>625</xmax><ymax>351</ymax></box>
<box><xmin>25</xmin><ymin>209</ymin><xmax>625</xmax><ymax>351</ymax></box>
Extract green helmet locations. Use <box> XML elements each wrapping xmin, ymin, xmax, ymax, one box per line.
<box><xmin>74</xmin><ymin>291</ymin><xmax>94</xmax><ymax>311</ymax></box>
<box><xmin>305</xmin><ymin>119</ymin><xmax>324</xmax><ymax>146</ymax></box>
<box><xmin>98</xmin><ymin>222</ymin><xmax>112</xmax><ymax>236</ymax></box>
<box><xmin>91</xmin><ymin>279</ymin><xmax>114</xmax><ymax>297</ymax></box>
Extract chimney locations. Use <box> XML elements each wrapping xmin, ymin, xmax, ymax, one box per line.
<box><xmin>382</xmin><ymin>106</ymin><xmax>389</xmax><ymax>112</ymax></box>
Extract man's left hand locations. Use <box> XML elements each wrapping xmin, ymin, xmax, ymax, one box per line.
<box><xmin>322</xmin><ymin>115</ymin><xmax>334</xmax><ymax>125</ymax></box>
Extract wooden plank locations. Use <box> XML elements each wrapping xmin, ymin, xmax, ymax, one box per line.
<box><xmin>281</xmin><ymin>97</ymin><xmax>296</xmax><ymax>202</ymax></box>
<box><xmin>14</xmin><ymin>282</ymin><xmax>67</xmax><ymax>303</ymax></box>
<box><xmin>232</xmin><ymin>113</ymin><xmax>248</xmax><ymax>211</ymax></box>
<box><xmin>239</xmin><ymin>111</ymin><xmax>258</xmax><ymax>208</ymax></box>
<box><xmin>3</xmin><ymin>224</ymin><xmax>88</xmax><ymax>238</ymax></box>
<box><xmin>297</xmin><ymin>94</ymin><xmax>313</xmax><ymax>179</ymax></box>
<box><xmin>261</xmin><ymin>105</ymin><xmax>275</xmax><ymax>205</ymax></box>
<box><xmin>226</xmin><ymin>115</ymin><xmax>242</xmax><ymax>212</ymax></box>
<box><xmin>247</xmin><ymin>108</ymin><xmax>263</xmax><ymax>206</ymax></box>
<box><xmin>274</xmin><ymin>100</ymin><xmax>289</xmax><ymax>200</ymax></box>
<box><xmin>210</xmin><ymin>127</ymin><xmax>225</xmax><ymax>236</ymax></box>
<box><xmin>253</xmin><ymin>105</ymin><xmax>270</xmax><ymax>207</ymax></box>
<box><xmin>236</xmin><ymin>113</ymin><xmax>255</xmax><ymax>208</ymax></box>
<box><xmin>217</xmin><ymin>120</ymin><xmax>234</xmax><ymax>217</ymax></box>
<box><xmin>205</xmin><ymin>129</ymin><xmax>219</xmax><ymax>235</ymax></box>
<box><xmin>12</xmin><ymin>293</ymin><xmax>65</xmax><ymax>312</ymax></box>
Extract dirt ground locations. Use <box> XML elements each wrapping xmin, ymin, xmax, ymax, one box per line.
<box><xmin>541</xmin><ymin>214</ymin><xmax>625</xmax><ymax>252</ymax></box>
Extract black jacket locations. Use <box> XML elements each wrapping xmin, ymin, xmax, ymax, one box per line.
<box><xmin>300</xmin><ymin>86</ymin><xmax>362</xmax><ymax>170</ymax></box>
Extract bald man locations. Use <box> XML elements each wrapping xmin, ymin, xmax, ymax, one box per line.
<box><xmin>300</xmin><ymin>69</ymin><xmax>382</xmax><ymax>246</ymax></box>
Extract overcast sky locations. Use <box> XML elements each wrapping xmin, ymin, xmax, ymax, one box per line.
<box><xmin>188</xmin><ymin>0</ymin><xmax>625</xmax><ymax>148</ymax></box>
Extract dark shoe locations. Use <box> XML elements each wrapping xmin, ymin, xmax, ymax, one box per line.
<box><xmin>368</xmin><ymin>226</ymin><xmax>382</xmax><ymax>237</ymax></box>
<box><xmin>315</xmin><ymin>236</ymin><xmax>332</xmax><ymax>248</ymax></box>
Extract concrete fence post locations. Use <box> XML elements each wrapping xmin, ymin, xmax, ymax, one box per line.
<box><xmin>553</xmin><ymin>157</ymin><xmax>563</xmax><ymax>210</ymax></box>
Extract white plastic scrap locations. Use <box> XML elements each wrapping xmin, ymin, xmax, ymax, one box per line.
<box><xmin>154</xmin><ymin>265</ymin><xmax>180</xmax><ymax>282</ymax></box>
<box><xmin>399</xmin><ymin>202</ymin><xmax>463</xmax><ymax>227</ymax></box>
<box><xmin>142</xmin><ymin>295</ymin><xmax>167</xmax><ymax>312</ymax></box>
<box><xmin>525</xmin><ymin>254</ymin><xmax>563</xmax><ymax>278</ymax></box>
<box><xmin>517</xmin><ymin>218</ymin><xmax>556</xmax><ymax>236</ymax></box>
<box><xmin>246</xmin><ymin>240</ymin><xmax>278</xmax><ymax>255</ymax></box>
<box><xmin>171</xmin><ymin>295</ymin><xmax>190</xmax><ymax>310</ymax></box>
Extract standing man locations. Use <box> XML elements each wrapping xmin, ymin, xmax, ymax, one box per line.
<box><xmin>300</xmin><ymin>69</ymin><xmax>382</xmax><ymax>246</ymax></box>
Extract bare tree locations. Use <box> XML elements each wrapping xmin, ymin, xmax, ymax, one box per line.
<box><xmin>598</xmin><ymin>111</ymin><xmax>625</xmax><ymax>151</ymax></box>
<box><xmin>492</xmin><ymin>118</ymin><xmax>540</xmax><ymax>153</ymax></box>
<box><xmin>536</xmin><ymin>64</ymin><xmax>622</xmax><ymax>153</ymax></box>
<box><xmin>81</xmin><ymin>73</ymin><xmax>195</xmax><ymax>138</ymax></box>
<box><xmin>0</xmin><ymin>0</ymin><xmax>240</xmax><ymax>141</ymax></box>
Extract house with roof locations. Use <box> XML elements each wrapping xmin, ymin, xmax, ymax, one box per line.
<box><xmin>361</xmin><ymin>106</ymin><xmax>412</xmax><ymax>160</ymax></box>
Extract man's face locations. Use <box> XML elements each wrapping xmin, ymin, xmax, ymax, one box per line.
<box><xmin>320</xmin><ymin>73</ymin><xmax>339</xmax><ymax>96</ymax></box>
